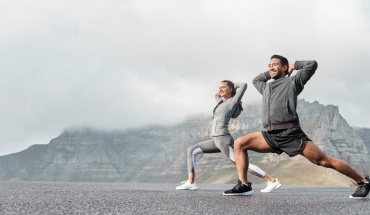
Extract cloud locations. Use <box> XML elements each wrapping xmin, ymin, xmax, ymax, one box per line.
<box><xmin>0</xmin><ymin>0</ymin><xmax>370</xmax><ymax>155</ymax></box>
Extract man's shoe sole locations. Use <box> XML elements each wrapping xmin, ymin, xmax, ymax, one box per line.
<box><xmin>349</xmin><ymin>195</ymin><xmax>367</xmax><ymax>199</ymax></box>
<box><xmin>223</xmin><ymin>190</ymin><xmax>254</xmax><ymax>196</ymax></box>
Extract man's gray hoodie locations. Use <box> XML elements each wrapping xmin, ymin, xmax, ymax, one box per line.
<box><xmin>253</xmin><ymin>61</ymin><xmax>318</xmax><ymax>131</ymax></box>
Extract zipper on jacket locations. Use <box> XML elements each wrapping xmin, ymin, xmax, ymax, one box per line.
<box><xmin>268</xmin><ymin>84</ymin><xmax>272</xmax><ymax>129</ymax></box>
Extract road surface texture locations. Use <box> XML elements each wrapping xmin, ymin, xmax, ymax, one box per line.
<box><xmin>0</xmin><ymin>181</ymin><xmax>368</xmax><ymax>214</ymax></box>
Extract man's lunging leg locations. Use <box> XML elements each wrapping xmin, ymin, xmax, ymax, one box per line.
<box><xmin>301</xmin><ymin>141</ymin><xmax>370</xmax><ymax>198</ymax></box>
<box><xmin>223</xmin><ymin>132</ymin><xmax>274</xmax><ymax>196</ymax></box>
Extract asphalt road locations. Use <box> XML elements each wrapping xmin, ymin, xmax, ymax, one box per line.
<box><xmin>0</xmin><ymin>181</ymin><xmax>368</xmax><ymax>214</ymax></box>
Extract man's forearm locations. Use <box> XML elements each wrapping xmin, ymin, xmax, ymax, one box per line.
<box><xmin>252</xmin><ymin>71</ymin><xmax>270</xmax><ymax>95</ymax></box>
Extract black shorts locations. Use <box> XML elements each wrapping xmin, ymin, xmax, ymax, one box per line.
<box><xmin>262</xmin><ymin>128</ymin><xmax>311</xmax><ymax>157</ymax></box>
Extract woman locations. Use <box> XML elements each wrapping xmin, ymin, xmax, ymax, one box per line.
<box><xmin>176</xmin><ymin>80</ymin><xmax>281</xmax><ymax>193</ymax></box>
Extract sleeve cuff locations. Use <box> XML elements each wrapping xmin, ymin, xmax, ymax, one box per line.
<box><xmin>264</xmin><ymin>71</ymin><xmax>271</xmax><ymax>79</ymax></box>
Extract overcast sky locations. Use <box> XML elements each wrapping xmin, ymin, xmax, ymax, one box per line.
<box><xmin>1</xmin><ymin>0</ymin><xmax>369</xmax><ymax>156</ymax></box>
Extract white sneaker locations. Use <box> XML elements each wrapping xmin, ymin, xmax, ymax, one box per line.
<box><xmin>176</xmin><ymin>180</ymin><xmax>197</xmax><ymax>190</ymax></box>
<box><xmin>261</xmin><ymin>178</ymin><xmax>281</xmax><ymax>193</ymax></box>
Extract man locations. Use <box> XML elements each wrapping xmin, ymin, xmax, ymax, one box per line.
<box><xmin>223</xmin><ymin>55</ymin><xmax>369</xmax><ymax>199</ymax></box>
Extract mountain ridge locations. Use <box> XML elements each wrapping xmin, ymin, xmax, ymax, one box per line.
<box><xmin>0</xmin><ymin>99</ymin><xmax>369</xmax><ymax>186</ymax></box>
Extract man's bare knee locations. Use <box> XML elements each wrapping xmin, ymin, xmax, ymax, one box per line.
<box><xmin>303</xmin><ymin>141</ymin><xmax>334</xmax><ymax>168</ymax></box>
<box><xmin>234</xmin><ymin>136</ymin><xmax>251</xmax><ymax>151</ymax></box>
<box><xmin>313</xmin><ymin>157</ymin><xmax>332</xmax><ymax>168</ymax></box>
<box><xmin>234</xmin><ymin>138</ymin><xmax>244</xmax><ymax>151</ymax></box>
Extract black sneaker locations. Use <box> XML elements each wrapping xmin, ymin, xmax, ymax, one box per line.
<box><xmin>349</xmin><ymin>176</ymin><xmax>370</xmax><ymax>199</ymax></box>
<box><xmin>223</xmin><ymin>180</ymin><xmax>254</xmax><ymax>196</ymax></box>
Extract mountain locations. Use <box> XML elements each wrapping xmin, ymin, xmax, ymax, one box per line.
<box><xmin>0</xmin><ymin>99</ymin><xmax>369</xmax><ymax>186</ymax></box>
<box><xmin>355</xmin><ymin>127</ymin><xmax>370</xmax><ymax>153</ymax></box>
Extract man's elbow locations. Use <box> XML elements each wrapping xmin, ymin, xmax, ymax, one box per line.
<box><xmin>311</xmin><ymin>60</ymin><xmax>318</xmax><ymax>71</ymax></box>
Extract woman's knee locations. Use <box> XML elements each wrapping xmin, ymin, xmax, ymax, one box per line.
<box><xmin>187</xmin><ymin>145</ymin><xmax>198</xmax><ymax>156</ymax></box>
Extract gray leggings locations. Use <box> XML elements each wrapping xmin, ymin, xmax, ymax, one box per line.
<box><xmin>187</xmin><ymin>136</ymin><xmax>266</xmax><ymax>178</ymax></box>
